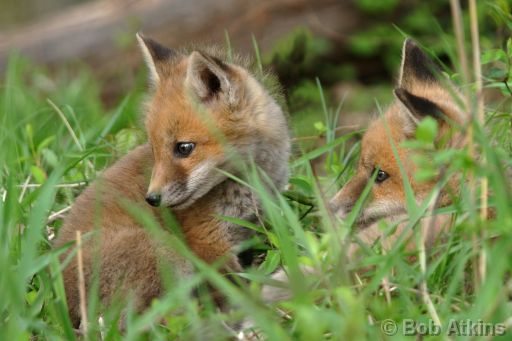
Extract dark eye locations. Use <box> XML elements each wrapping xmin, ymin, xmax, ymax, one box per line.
<box><xmin>174</xmin><ymin>142</ymin><xmax>195</xmax><ymax>158</ymax></box>
<box><xmin>375</xmin><ymin>169</ymin><xmax>389</xmax><ymax>184</ymax></box>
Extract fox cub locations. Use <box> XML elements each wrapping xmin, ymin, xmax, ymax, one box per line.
<box><xmin>330</xmin><ymin>38</ymin><xmax>467</xmax><ymax>252</ymax></box>
<box><xmin>258</xmin><ymin>38</ymin><xmax>467</xmax><ymax>306</ymax></box>
<box><xmin>54</xmin><ymin>34</ymin><xmax>290</xmax><ymax>326</ymax></box>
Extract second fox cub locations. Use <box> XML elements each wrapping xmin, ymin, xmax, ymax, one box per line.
<box><xmin>54</xmin><ymin>35</ymin><xmax>290</xmax><ymax>326</ymax></box>
<box><xmin>330</xmin><ymin>39</ymin><xmax>467</xmax><ymax>251</ymax></box>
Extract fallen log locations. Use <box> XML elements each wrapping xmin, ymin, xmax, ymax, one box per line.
<box><xmin>0</xmin><ymin>0</ymin><xmax>358</xmax><ymax>71</ymax></box>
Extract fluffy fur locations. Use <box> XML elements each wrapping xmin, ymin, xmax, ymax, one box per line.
<box><xmin>330</xmin><ymin>39</ymin><xmax>466</xmax><ymax>229</ymax></box>
<box><xmin>329</xmin><ymin>39</ymin><xmax>468</xmax><ymax>256</ymax></box>
<box><xmin>54</xmin><ymin>35</ymin><xmax>290</xmax><ymax>326</ymax></box>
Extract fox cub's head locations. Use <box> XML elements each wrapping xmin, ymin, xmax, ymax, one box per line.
<box><xmin>330</xmin><ymin>39</ymin><xmax>467</xmax><ymax>227</ymax></box>
<box><xmin>137</xmin><ymin>34</ymin><xmax>289</xmax><ymax>209</ymax></box>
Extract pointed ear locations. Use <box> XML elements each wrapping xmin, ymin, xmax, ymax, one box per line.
<box><xmin>399</xmin><ymin>38</ymin><xmax>440</xmax><ymax>90</ymax></box>
<box><xmin>185</xmin><ymin>51</ymin><xmax>238</xmax><ymax>106</ymax></box>
<box><xmin>136</xmin><ymin>33</ymin><xmax>176</xmax><ymax>84</ymax></box>
<box><xmin>394</xmin><ymin>88</ymin><xmax>445</xmax><ymax>126</ymax></box>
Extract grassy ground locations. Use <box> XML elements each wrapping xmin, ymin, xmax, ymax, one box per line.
<box><xmin>1</xmin><ymin>7</ymin><xmax>512</xmax><ymax>341</ymax></box>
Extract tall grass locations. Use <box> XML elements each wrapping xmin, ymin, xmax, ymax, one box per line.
<box><xmin>1</xmin><ymin>5</ymin><xmax>511</xmax><ymax>340</ymax></box>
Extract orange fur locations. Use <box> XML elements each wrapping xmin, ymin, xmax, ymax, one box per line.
<box><xmin>54</xmin><ymin>36</ymin><xmax>290</xmax><ymax>326</ymax></box>
<box><xmin>330</xmin><ymin>39</ymin><xmax>467</xmax><ymax>255</ymax></box>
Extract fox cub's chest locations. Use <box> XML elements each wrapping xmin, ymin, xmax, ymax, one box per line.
<box><xmin>214</xmin><ymin>181</ymin><xmax>258</xmax><ymax>243</ymax></box>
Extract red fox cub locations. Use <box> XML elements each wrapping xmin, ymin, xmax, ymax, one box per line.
<box><xmin>54</xmin><ymin>34</ymin><xmax>290</xmax><ymax>326</ymax></box>
<box><xmin>330</xmin><ymin>39</ymin><xmax>467</xmax><ymax>253</ymax></box>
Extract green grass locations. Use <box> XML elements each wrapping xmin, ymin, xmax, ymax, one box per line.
<box><xmin>1</xmin><ymin>13</ymin><xmax>512</xmax><ymax>341</ymax></box>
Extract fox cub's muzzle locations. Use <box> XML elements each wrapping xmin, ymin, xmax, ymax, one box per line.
<box><xmin>145</xmin><ymin>192</ymin><xmax>162</xmax><ymax>207</ymax></box>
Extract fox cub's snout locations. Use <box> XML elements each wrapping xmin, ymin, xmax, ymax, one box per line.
<box><xmin>330</xmin><ymin>39</ymin><xmax>467</xmax><ymax>227</ymax></box>
<box><xmin>137</xmin><ymin>34</ymin><xmax>289</xmax><ymax>209</ymax></box>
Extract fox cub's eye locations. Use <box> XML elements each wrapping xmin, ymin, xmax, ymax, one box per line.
<box><xmin>174</xmin><ymin>142</ymin><xmax>196</xmax><ymax>158</ymax></box>
<box><xmin>375</xmin><ymin>169</ymin><xmax>390</xmax><ymax>184</ymax></box>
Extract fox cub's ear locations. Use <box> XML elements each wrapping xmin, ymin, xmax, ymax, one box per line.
<box><xmin>136</xmin><ymin>33</ymin><xmax>177</xmax><ymax>85</ymax></box>
<box><xmin>399</xmin><ymin>38</ymin><xmax>440</xmax><ymax>90</ymax></box>
<box><xmin>186</xmin><ymin>51</ymin><xmax>239</xmax><ymax>107</ymax></box>
<box><xmin>394</xmin><ymin>88</ymin><xmax>444</xmax><ymax>125</ymax></box>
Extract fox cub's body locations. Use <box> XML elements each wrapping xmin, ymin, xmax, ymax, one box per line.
<box><xmin>330</xmin><ymin>39</ymin><xmax>467</xmax><ymax>252</ymax></box>
<box><xmin>54</xmin><ymin>36</ymin><xmax>290</xmax><ymax>326</ymax></box>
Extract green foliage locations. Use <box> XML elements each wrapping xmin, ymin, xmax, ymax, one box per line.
<box><xmin>355</xmin><ymin>0</ymin><xmax>399</xmax><ymax>13</ymax></box>
<box><xmin>482</xmin><ymin>37</ymin><xmax>512</xmax><ymax>96</ymax></box>
<box><xmin>347</xmin><ymin>0</ymin><xmax>510</xmax><ymax>79</ymax></box>
<box><xmin>415</xmin><ymin>117</ymin><xmax>438</xmax><ymax>144</ymax></box>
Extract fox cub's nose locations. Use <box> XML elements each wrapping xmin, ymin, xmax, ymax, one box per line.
<box><xmin>145</xmin><ymin>192</ymin><xmax>161</xmax><ymax>207</ymax></box>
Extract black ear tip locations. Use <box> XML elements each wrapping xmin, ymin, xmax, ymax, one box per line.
<box><xmin>137</xmin><ymin>34</ymin><xmax>175</xmax><ymax>62</ymax></box>
<box><xmin>404</xmin><ymin>38</ymin><xmax>418</xmax><ymax>50</ymax></box>
<box><xmin>136</xmin><ymin>32</ymin><xmax>155</xmax><ymax>48</ymax></box>
<box><xmin>401</xmin><ymin>38</ymin><xmax>438</xmax><ymax>85</ymax></box>
<box><xmin>136</xmin><ymin>31</ymin><xmax>149</xmax><ymax>44</ymax></box>
<box><xmin>403</xmin><ymin>38</ymin><xmax>425</xmax><ymax>60</ymax></box>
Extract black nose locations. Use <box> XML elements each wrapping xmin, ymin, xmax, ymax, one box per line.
<box><xmin>145</xmin><ymin>193</ymin><xmax>161</xmax><ymax>207</ymax></box>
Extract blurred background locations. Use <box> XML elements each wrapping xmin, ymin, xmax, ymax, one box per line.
<box><xmin>1</xmin><ymin>0</ymin><xmax>510</xmax><ymax>151</ymax></box>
